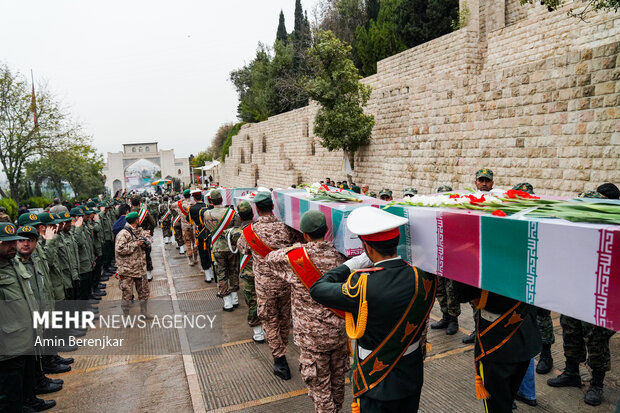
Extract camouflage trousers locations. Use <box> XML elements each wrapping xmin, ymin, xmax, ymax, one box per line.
<box><xmin>173</xmin><ymin>224</ymin><xmax>183</xmax><ymax>247</ymax></box>
<box><xmin>560</xmin><ymin>315</ymin><xmax>616</xmax><ymax>372</ymax></box>
<box><xmin>436</xmin><ymin>277</ymin><xmax>461</xmax><ymax>317</ymax></box>
<box><xmin>299</xmin><ymin>345</ymin><xmax>349</xmax><ymax>413</ymax></box>
<box><xmin>257</xmin><ymin>293</ymin><xmax>291</xmax><ymax>358</ymax></box>
<box><xmin>213</xmin><ymin>250</ymin><xmax>240</xmax><ymax>296</ymax></box>
<box><xmin>240</xmin><ymin>273</ymin><xmax>260</xmax><ymax>327</ymax></box>
<box><xmin>536</xmin><ymin>308</ymin><xmax>555</xmax><ymax>345</ymax></box>
<box><xmin>161</xmin><ymin>220</ymin><xmax>172</xmax><ymax>238</ymax></box>
<box><xmin>182</xmin><ymin>228</ymin><xmax>196</xmax><ymax>258</ymax></box>
<box><xmin>119</xmin><ymin>275</ymin><xmax>150</xmax><ymax>310</ymax></box>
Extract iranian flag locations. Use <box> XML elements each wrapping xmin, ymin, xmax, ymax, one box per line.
<box><xmin>137</xmin><ymin>208</ymin><xmax>148</xmax><ymax>225</ymax></box>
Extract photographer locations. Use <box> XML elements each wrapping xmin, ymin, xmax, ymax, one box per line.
<box><xmin>114</xmin><ymin>212</ymin><xmax>152</xmax><ymax>317</ymax></box>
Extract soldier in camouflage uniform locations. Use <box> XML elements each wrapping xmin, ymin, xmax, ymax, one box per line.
<box><xmin>267</xmin><ymin>211</ymin><xmax>348</xmax><ymax>413</ymax></box>
<box><xmin>547</xmin><ymin>190</ymin><xmax>616</xmax><ymax>406</ymax></box>
<box><xmin>226</xmin><ymin>201</ymin><xmax>262</xmax><ymax>341</ymax></box>
<box><xmin>147</xmin><ymin>197</ymin><xmax>160</xmax><ymax>224</ymax></box>
<box><xmin>169</xmin><ymin>195</ymin><xmax>185</xmax><ymax>252</ymax></box>
<box><xmin>202</xmin><ymin>190</ymin><xmax>241</xmax><ymax>311</ymax></box>
<box><xmin>237</xmin><ymin>192</ymin><xmax>303</xmax><ymax>380</ymax></box>
<box><xmin>130</xmin><ymin>196</ymin><xmax>156</xmax><ymax>278</ymax></box>
<box><xmin>115</xmin><ymin>212</ymin><xmax>152</xmax><ymax>316</ymax></box>
<box><xmin>159</xmin><ymin>196</ymin><xmax>173</xmax><ymax>243</ymax></box>
<box><xmin>180</xmin><ymin>190</ymin><xmax>198</xmax><ymax>264</ymax></box>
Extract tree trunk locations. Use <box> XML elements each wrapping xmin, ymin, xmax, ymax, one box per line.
<box><xmin>9</xmin><ymin>182</ymin><xmax>20</xmax><ymax>203</ymax></box>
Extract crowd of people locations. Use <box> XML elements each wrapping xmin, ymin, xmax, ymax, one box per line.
<box><xmin>0</xmin><ymin>172</ymin><xmax>618</xmax><ymax>413</ymax></box>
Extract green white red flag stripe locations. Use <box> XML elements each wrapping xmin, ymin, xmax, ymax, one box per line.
<box><xmin>240</xmin><ymin>254</ymin><xmax>251</xmax><ymax>272</ymax></box>
<box><xmin>173</xmin><ymin>215</ymin><xmax>181</xmax><ymax>226</ymax></box>
<box><xmin>138</xmin><ymin>208</ymin><xmax>148</xmax><ymax>225</ymax></box>
<box><xmin>161</xmin><ymin>209</ymin><xmax>171</xmax><ymax>221</ymax></box>
<box><xmin>211</xmin><ymin>208</ymin><xmax>236</xmax><ymax>246</ymax></box>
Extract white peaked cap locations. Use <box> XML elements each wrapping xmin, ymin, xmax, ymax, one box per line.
<box><xmin>346</xmin><ymin>206</ymin><xmax>408</xmax><ymax>237</ymax></box>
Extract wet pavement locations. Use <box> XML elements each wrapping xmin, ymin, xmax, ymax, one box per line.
<box><xmin>49</xmin><ymin>229</ymin><xmax>620</xmax><ymax>412</ymax></box>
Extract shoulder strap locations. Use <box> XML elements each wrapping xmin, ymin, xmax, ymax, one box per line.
<box><xmin>242</xmin><ymin>223</ymin><xmax>274</xmax><ymax>258</ymax></box>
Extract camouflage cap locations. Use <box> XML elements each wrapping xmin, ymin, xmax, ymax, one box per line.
<box><xmin>0</xmin><ymin>223</ymin><xmax>27</xmax><ymax>241</ymax></box>
<box><xmin>403</xmin><ymin>187</ymin><xmax>418</xmax><ymax>196</ymax></box>
<box><xmin>437</xmin><ymin>185</ymin><xmax>453</xmax><ymax>193</ymax></box>
<box><xmin>512</xmin><ymin>183</ymin><xmax>534</xmax><ymax>194</ymax></box>
<box><xmin>300</xmin><ymin>210</ymin><xmax>327</xmax><ymax>234</ymax></box>
<box><xmin>38</xmin><ymin>212</ymin><xmax>61</xmax><ymax>225</ymax></box>
<box><xmin>17</xmin><ymin>225</ymin><xmax>38</xmax><ymax>239</ymax></box>
<box><xmin>578</xmin><ymin>190</ymin><xmax>605</xmax><ymax>199</ymax></box>
<box><xmin>18</xmin><ymin>212</ymin><xmax>42</xmax><ymax>226</ymax></box>
<box><xmin>237</xmin><ymin>201</ymin><xmax>252</xmax><ymax>214</ymax></box>
<box><xmin>379</xmin><ymin>188</ymin><xmax>392</xmax><ymax>197</ymax></box>
<box><xmin>475</xmin><ymin>168</ymin><xmax>494</xmax><ymax>180</ymax></box>
<box><xmin>208</xmin><ymin>190</ymin><xmax>222</xmax><ymax>202</ymax></box>
<box><xmin>252</xmin><ymin>191</ymin><xmax>272</xmax><ymax>205</ymax></box>
<box><xmin>69</xmin><ymin>207</ymin><xmax>84</xmax><ymax>217</ymax></box>
<box><xmin>125</xmin><ymin>212</ymin><xmax>139</xmax><ymax>223</ymax></box>
<box><xmin>369</xmin><ymin>192</ymin><xmax>377</xmax><ymax>198</ymax></box>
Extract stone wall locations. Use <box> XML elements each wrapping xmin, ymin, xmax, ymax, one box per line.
<box><xmin>214</xmin><ymin>0</ymin><xmax>619</xmax><ymax>198</ymax></box>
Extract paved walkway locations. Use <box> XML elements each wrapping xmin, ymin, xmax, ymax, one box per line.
<box><xmin>50</xmin><ymin>229</ymin><xmax>620</xmax><ymax>412</ymax></box>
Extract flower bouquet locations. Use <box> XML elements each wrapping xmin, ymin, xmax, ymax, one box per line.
<box><xmin>302</xmin><ymin>183</ymin><xmax>362</xmax><ymax>203</ymax></box>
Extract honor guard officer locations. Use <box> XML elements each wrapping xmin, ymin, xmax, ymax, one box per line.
<box><xmin>237</xmin><ymin>191</ymin><xmax>303</xmax><ymax>381</ymax></box>
<box><xmin>310</xmin><ymin>206</ymin><xmax>437</xmax><ymax>413</ymax></box>
<box><xmin>189</xmin><ymin>190</ymin><xmax>215</xmax><ymax>282</ymax></box>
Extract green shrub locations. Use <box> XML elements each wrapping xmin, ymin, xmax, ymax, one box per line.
<box><xmin>220</xmin><ymin>122</ymin><xmax>245</xmax><ymax>162</ymax></box>
<box><xmin>21</xmin><ymin>196</ymin><xmax>53</xmax><ymax>209</ymax></box>
<box><xmin>0</xmin><ymin>198</ymin><xmax>18</xmax><ymax>221</ymax></box>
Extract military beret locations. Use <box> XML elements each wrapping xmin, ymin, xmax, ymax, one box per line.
<box><xmin>209</xmin><ymin>190</ymin><xmax>222</xmax><ymax>202</ymax></box>
<box><xmin>578</xmin><ymin>190</ymin><xmax>605</xmax><ymax>199</ymax></box>
<box><xmin>512</xmin><ymin>183</ymin><xmax>534</xmax><ymax>194</ymax></box>
<box><xmin>70</xmin><ymin>207</ymin><xmax>84</xmax><ymax>217</ymax></box>
<box><xmin>476</xmin><ymin>168</ymin><xmax>494</xmax><ymax>180</ymax></box>
<box><xmin>183</xmin><ymin>189</ymin><xmax>191</xmax><ymax>196</ymax></box>
<box><xmin>351</xmin><ymin>185</ymin><xmax>361</xmax><ymax>194</ymax></box>
<box><xmin>18</xmin><ymin>212</ymin><xmax>42</xmax><ymax>226</ymax></box>
<box><xmin>17</xmin><ymin>225</ymin><xmax>38</xmax><ymax>238</ymax></box>
<box><xmin>0</xmin><ymin>223</ymin><xmax>27</xmax><ymax>241</ymax></box>
<box><xmin>379</xmin><ymin>188</ymin><xmax>392</xmax><ymax>197</ymax></box>
<box><xmin>300</xmin><ymin>210</ymin><xmax>327</xmax><ymax>234</ymax></box>
<box><xmin>125</xmin><ymin>212</ymin><xmax>139</xmax><ymax>223</ymax></box>
<box><xmin>403</xmin><ymin>187</ymin><xmax>418</xmax><ymax>196</ymax></box>
<box><xmin>38</xmin><ymin>212</ymin><xmax>61</xmax><ymax>225</ymax></box>
<box><xmin>237</xmin><ymin>201</ymin><xmax>252</xmax><ymax>214</ymax></box>
<box><xmin>253</xmin><ymin>191</ymin><xmax>272</xmax><ymax>205</ymax></box>
<box><xmin>437</xmin><ymin>185</ymin><xmax>453</xmax><ymax>193</ymax></box>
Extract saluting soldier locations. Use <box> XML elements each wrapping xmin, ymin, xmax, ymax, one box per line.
<box><xmin>202</xmin><ymin>190</ymin><xmax>240</xmax><ymax>310</ymax></box>
<box><xmin>267</xmin><ymin>210</ymin><xmax>348</xmax><ymax>412</ymax></box>
<box><xmin>310</xmin><ymin>206</ymin><xmax>437</xmax><ymax>412</ymax></box>
<box><xmin>237</xmin><ymin>191</ymin><xmax>303</xmax><ymax>380</ymax></box>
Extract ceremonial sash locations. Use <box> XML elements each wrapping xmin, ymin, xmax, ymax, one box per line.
<box><xmin>137</xmin><ymin>208</ymin><xmax>147</xmax><ymax>225</ymax></box>
<box><xmin>350</xmin><ymin>266</ymin><xmax>436</xmax><ymax>397</ymax></box>
<box><xmin>161</xmin><ymin>209</ymin><xmax>171</xmax><ymax>221</ymax></box>
<box><xmin>242</xmin><ymin>224</ymin><xmax>274</xmax><ymax>258</ymax></box>
<box><xmin>240</xmin><ymin>254</ymin><xmax>251</xmax><ymax>272</ymax></box>
<box><xmin>211</xmin><ymin>207</ymin><xmax>236</xmax><ymax>246</ymax></box>
<box><xmin>286</xmin><ymin>247</ymin><xmax>345</xmax><ymax>319</ymax></box>
<box><xmin>172</xmin><ymin>215</ymin><xmax>181</xmax><ymax>226</ymax></box>
<box><xmin>178</xmin><ymin>200</ymin><xmax>188</xmax><ymax>216</ymax></box>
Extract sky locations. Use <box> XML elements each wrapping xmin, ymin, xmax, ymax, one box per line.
<box><xmin>0</xmin><ymin>0</ymin><xmax>319</xmax><ymax>160</ymax></box>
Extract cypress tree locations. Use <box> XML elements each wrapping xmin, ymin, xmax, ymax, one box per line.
<box><xmin>276</xmin><ymin>10</ymin><xmax>288</xmax><ymax>43</ymax></box>
<box><xmin>294</xmin><ymin>0</ymin><xmax>304</xmax><ymax>34</ymax></box>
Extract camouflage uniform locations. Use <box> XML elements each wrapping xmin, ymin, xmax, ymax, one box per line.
<box><xmin>148</xmin><ymin>199</ymin><xmax>160</xmax><ymax>223</ymax></box>
<box><xmin>169</xmin><ymin>200</ymin><xmax>184</xmax><ymax>247</ymax></box>
<box><xmin>560</xmin><ymin>315</ymin><xmax>615</xmax><ymax>372</ymax></box>
<box><xmin>115</xmin><ymin>224</ymin><xmax>151</xmax><ymax>310</ymax></box>
<box><xmin>435</xmin><ymin>277</ymin><xmax>461</xmax><ymax>317</ymax></box>
<box><xmin>130</xmin><ymin>204</ymin><xmax>155</xmax><ymax>271</ymax></box>
<box><xmin>203</xmin><ymin>206</ymin><xmax>241</xmax><ymax>297</ymax></box>
<box><xmin>237</xmin><ymin>214</ymin><xmax>303</xmax><ymax>358</ymax></box>
<box><xmin>159</xmin><ymin>202</ymin><xmax>173</xmax><ymax>239</ymax></box>
<box><xmin>180</xmin><ymin>198</ymin><xmax>197</xmax><ymax>260</ymax></box>
<box><xmin>267</xmin><ymin>241</ymin><xmax>349</xmax><ymax>413</ymax></box>
<box><xmin>229</xmin><ymin>223</ymin><xmax>260</xmax><ymax>327</ymax></box>
<box><xmin>537</xmin><ymin>308</ymin><xmax>555</xmax><ymax>345</ymax></box>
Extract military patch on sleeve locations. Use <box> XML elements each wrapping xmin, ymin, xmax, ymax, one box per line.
<box><xmin>341</xmin><ymin>283</ymin><xmax>348</xmax><ymax>296</ymax></box>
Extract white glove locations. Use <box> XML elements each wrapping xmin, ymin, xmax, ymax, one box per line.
<box><xmin>344</xmin><ymin>252</ymin><xmax>374</xmax><ymax>272</ymax></box>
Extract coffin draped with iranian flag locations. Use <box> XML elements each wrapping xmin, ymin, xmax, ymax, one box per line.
<box><xmin>272</xmin><ymin>189</ymin><xmax>620</xmax><ymax>331</ymax></box>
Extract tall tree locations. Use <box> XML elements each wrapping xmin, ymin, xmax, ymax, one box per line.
<box><xmin>276</xmin><ymin>10</ymin><xmax>288</xmax><ymax>43</ymax></box>
<box><xmin>393</xmin><ymin>0</ymin><xmax>459</xmax><ymax>49</ymax></box>
<box><xmin>366</xmin><ymin>0</ymin><xmax>380</xmax><ymax>21</ymax></box>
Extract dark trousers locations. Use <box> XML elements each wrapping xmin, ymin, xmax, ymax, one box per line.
<box><xmin>145</xmin><ymin>247</ymin><xmax>153</xmax><ymax>271</ymax></box>
<box><xmin>92</xmin><ymin>255</ymin><xmax>103</xmax><ymax>290</ymax></box>
<box><xmin>480</xmin><ymin>359</ymin><xmax>530</xmax><ymax>413</ymax></box>
<box><xmin>197</xmin><ymin>237</ymin><xmax>212</xmax><ymax>270</ymax></box>
<box><xmin>0</xmin><ymin>355</ymin><xmax>35</xmax><ymax>413</ymax></box>
<box><xmin>359</xmin><ymin>393</ymin><xmax>421</xmax><ymax>413</ymax></box>
<box><xmin>102</xmin><ymin>240</ymin><xmax>114</xmax><ymax>270</ymax></box>
<box><xmin>77</xmin><ymin>272</ymin><xmax>91</xmax><ymax>301</ymax></box>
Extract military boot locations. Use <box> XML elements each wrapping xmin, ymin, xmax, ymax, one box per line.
<box><xmin>446</xmin><ymin>316</ymin><xmax>459</xmax><ymax>335</ymax></box>
<box><xmin>536</xmin><ymin>344</ymin><xmax>553</xmax><ymax>374</ymax></box>
<box><xmin>42</xmin><ymin>358</ymin><xmax>71</xmax><ymax>374</ymax></box>
<box><xmin>188</xmin><ymin>255</ymin><xmax>195</xmax><ymax>266</ymax></box>
<box><xmin>34</xmin><ymin>376</ymin><xmax>63</xmax><ymax>395</ymax></box>
<box><xmin>547</xmin><ymin>361</ymin><xmax>581</xmax><ymax>388</ymax></box>
<box><xmin>584</xmin><ymin>371</ymin><xmax>605</xmax><ymax>406</ymax></box>
<box><xmin>273</xmin><ymin>356</ymin><xmax>291</xmax><ymax>380</ymax></box>
<box><xmin>24</xmin><ymin>396</ymin><xmax>56</xmax><ymax>411</ymax></box>
<box><xmin>431</xmin><ymin>313</ymin><xmax>450</xmax><ymax>329</ymax></box>
<box><xmin>140</xmin><ymin>302</ymin><xmax>155</xmax><ymax>320</ymax></box>
<box><xmin>462</xmin><ymin>331</ymin><xmax>476</xmax><ymax>344</ymax></box>
<box><xmin>222</xmin><ymin>295</ymin><xmax>234</xmax><ymax>312</ymax></box>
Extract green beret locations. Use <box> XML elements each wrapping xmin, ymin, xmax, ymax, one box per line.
<box><xmin>300</xmin><ymin>210</ymin><xmax>327</xmax><ymax>233</ymax></box>
<box><xmin>237</xmin><ymin>201</ymin><xmax>252</xmax><ymax>214</ymax></box>
<box><xmin>17</xmin><ymin>225</ymin><xmax>39</xmax><ymax>238</ymax></box>
<box><xmin>0</xmin><ymin>223</ymin><xmax>27</xmax><ymax>241</ymax></box>
<box><xmin>578</xmin><ymin>190</ymin><xmax>605</xmax><ymax>199</ymax></box>
<box><xmin>253</xmin><ymin>191</ymin><xmax>272</xmax><ymax>205</ymax></box>
<box><xmin>437</xmin><ymin>185</ymin><xmax>453</xmax><ymax>193</ymax></box>
<box><xmin>125</xmin><ymin>212</ymin><xmax>139</xmax><ymax>222</ymax></box>
<box><xmin>476</xmin><ymin>168</ymin><xmax>494</xmax><ymax>180</ymax></box>
<box><xmin>512</xmin><ymin>183</ymin><xmax>534</xmax><ymax>194</ymax></box>
<box><xmin>18</xmin><ymin>212</ymin><xmax>42</xmax><ymax>226</ymax></box>
<box><xmin>209</xmin><ymin>190</ymin><xmax>222</xmax><ymax>202</ymax></box>
<box><xmin>183</xmin><ymin>189</ymin><xmax>191</xmax><ymax>196</ymax></box>
<box><xmin>38</xmin><ymin>212</ymin><xmax>61</xmax><ymax>225</ymax></box>
<box><xmin>351</xmin><ymin>185</ymin><xmax>361</xmax><ymax>194</ymax></box>
<box><xmin>69</xmin><ymin>207</ymin><xmax>84</xmax><ymax>217</ymax></box>
<box><xmin>403</xmin><ymin>187</ymin><xmax>418</xmax><ymax>196</ymax></box>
